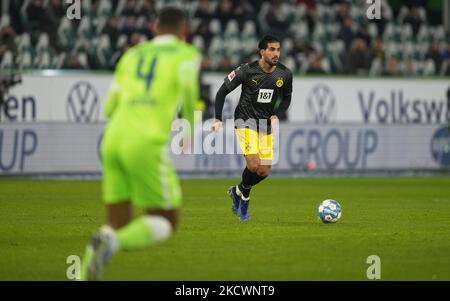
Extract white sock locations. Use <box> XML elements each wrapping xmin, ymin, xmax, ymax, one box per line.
<box><xmin>235</xmin><ymin>185</ymin><xmax>243</xmax><ymax>196</ymax></box>
<box><xmin>236</xmin><ymin>185</ymin><xmax>250</xmax><ymax>201</ymax></box>
<box><xmin>143</xmin><ymin>215</ymin><xmax>172</xmax><ymax>243</ymax></box>
<box><xmin>99</xmin><ymin>225</ymin><xmax>120</xmax><ymax>254</ymax></box>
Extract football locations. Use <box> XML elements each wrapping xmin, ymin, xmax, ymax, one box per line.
<box><xmin>318</xmin><ymin>200</ymin><xmax>342</xmax><ymax>223</ymax></box>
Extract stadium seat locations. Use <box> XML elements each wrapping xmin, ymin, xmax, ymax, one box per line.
<box><xmin>116</xmin><ymin>34</ymin><xmax>128</xmax><ymax>49</ymax></box>
<box><xmin>18</xmin><ymin>51</ymin><xmax>33</xmax><ymax>70</ymax></box>
<box><xmin>284</xmin><ymin>55</ymin><xmax>296</xmax><ymax>72</ymax></box>
<box><xmin>282</xmin><ymin>38</ymin><xmax>294</xmax><ymax>57</ymax></box>
<box><xmin>368</xmin><ymin>23</ymin><xmax>378</xmax><ymax>40</ymax></box>
<box><xmin>242</xmin><ymin>36</ymin><xmax>258</xmax><ymax>57</ymax></box>
<box><xmin>241</xmin><ymin>21</ymin><xmax>256</xmax><ymax>40</ymax></box>
<box><xmin>115</xmin><ymin>0</ymin><xmax>127</xmax><ymax>15</ymax></box>
<box><xmin>433</xmin><ymin>26</ymin><xmax>446</xmax><ymax>42</ymax></box>
<box><xmin>0</xmin><ymin>14</ymin><xmax>10</xmax><ymax>31</ymax></box>
<box><xmin>34</xmin><ymin>51</ymin><xmax>52</xmax><ymax>69</ymax></box>
<box><xmin>77</xmin><ymin>18</ymin><xmax>94</xmax><ymax>41</ymax></box>
<box><xmin>18</xmin><ymin>33</ymin><xmax>33</xmax><ymax>53</ymax></box>
<box><xmin>0</xmin><ymin>50</ymin><xmax>14</xmax><ymax>70</ymax></box>
<box><xmin>224</xmin><ymin>20</ymin><xmax>239</xmax><ymax>40</ymax></box>
<box><xmin>369</xmin><ymin>58</ymin><xmax>383</xmax><ymax>76</ymax></box>
<box><xmin>35</xmin><ymin>33</ymin><xmax>50</xmax><ymax>53</ymax></box>
<box><xmin>397</xmin><ymin>6</ymin><xmax>409</xmax><ymax>24</ymax></box>
<box><xmin>208</xmin><ymin>19</ymin><xmax>221</xmax><ymax>36</ymax></box>
<box><xmin>423</xmin><ymin>59</ymin><xmax>436</xmax><ymax>76</ymax></box>
<box><xmin>97</xmin><ymin>0</ymin><xmax>113</xmax><ymax>17</ymax></box>
<box><xmin>208</xmin><ymin>36</ymin><xmax>224</xmax><ymax>57</ymax></box>
<box><xmin>96</xmin><ymin>34</ymin><xmax>112</xmax><ymax>69</ymax></box>
<box><xmin>401</xmin><ymin>24</ymin><xmax>413</xmax><ymax>42</ymax></box>
<box><xmin>293</xmin><ymin>3</ymin><xmax>306</xmax><ymax>23</ymax></box>
<box><xmin>58</xmin><ymin>17</ymin><xmax>76</xmax><ymax>48</ymax></box>
<box><xmin>192</xmin><ymin>35</ymin><xmax>205</xmax><ymax>52</ymax></box>
<box><xmin>53</xmin><ymin>52</ymin><xmax>67</xmax><ymax>69</ymax></box>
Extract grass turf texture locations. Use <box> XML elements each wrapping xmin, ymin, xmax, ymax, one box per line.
<box><xmin>0</xmin><ymin>177</ymin><xmax>449</xmax><ymax>281</ymax></box>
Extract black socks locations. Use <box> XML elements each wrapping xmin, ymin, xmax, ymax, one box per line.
<box><xmin>238</xmin><ymin>167</ymin><xmax>268</xmax><ymax>198</ymax></box>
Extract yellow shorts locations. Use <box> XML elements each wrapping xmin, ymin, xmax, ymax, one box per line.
<box><xmin>234</xmin><ymin>128</ymin><xmax>273</xmax><ymax>161</ymax></box>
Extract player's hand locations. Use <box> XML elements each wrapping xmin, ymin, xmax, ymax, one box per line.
<box><xmin>212</xmin><ymin>120</ymin><xmax>223</xmax><ymax>132</ymax></box>
<box><xmin>270</xmin><ymin>115</ymin><xmax>279</xmax><ymax>135</ymax></box>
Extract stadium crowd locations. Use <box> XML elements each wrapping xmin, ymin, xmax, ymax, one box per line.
<box><xmin>0</xmin><ymin>0</ymin><xmax>449</xmax><ymax>76</ymax></box>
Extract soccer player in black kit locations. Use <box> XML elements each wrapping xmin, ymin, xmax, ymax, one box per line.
<box><xmin>212</xmin><ymin>35</ymin><xmax>293</xmax><ymax>222</ymax></box>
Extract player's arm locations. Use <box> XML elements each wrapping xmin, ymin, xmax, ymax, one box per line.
<box><xmin>273</xmin><ymin>71</ymin><xmax>293</xmax><ymax>119</ymax></box>
<box><xmin>178</xmin><ymin>51</ymin><xmax>201</xmax><ymax>137</ymax></box>
<box><xmin>213</xmin><ymin>65</ymin><xmax>247</xmax><ymax>132</ymax></box>
<box><xmin>104</xmin><ymin>54</ymin><xmax>127</xmax><ymax>119</ymax></box>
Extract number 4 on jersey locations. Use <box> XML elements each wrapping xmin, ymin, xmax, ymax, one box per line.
<box><xmin>137</xmin><ymin>57</ymin><xmax>158</xmax><ymax>92</ymax></box>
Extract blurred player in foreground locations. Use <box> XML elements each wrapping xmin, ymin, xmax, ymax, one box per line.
<box><xmin>212</xmin><ymin>35</ymin><xmax>293</xmax><ymax>222</ymax></box>
<box><xmin>80</xmin><ymin>7</ymin><xmax>201</xmax><ymax>280</ymax></box>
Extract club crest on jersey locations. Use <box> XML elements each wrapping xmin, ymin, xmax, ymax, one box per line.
<box><xmin>276</xmin><ymin>79</ymin><xmax>284</xmax><ymax>88</ymax></box>
<box><xmin>228</xmin><ymin>71</ymin><xmax>236</xmax><ymax>81</ymax></box>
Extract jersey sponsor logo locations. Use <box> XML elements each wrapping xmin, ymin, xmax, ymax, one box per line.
<box><xmin>228</xmin><ymin>71</ymin><xmax>236</xmax><ymax>82</ymax></box>
<box><xmin>276</xmin><ymin>79</ymin><xmax>284</xmax><ymax>88</ymax></box>
<box><xmin>251</xmin><ymin>79</ymin><xmax>259</xmax><ymax>85</ymax></box>
<box><xmin>257</xmin><ymin>89</ymin><xmax>274</xmax><ymax>103</ymax></box>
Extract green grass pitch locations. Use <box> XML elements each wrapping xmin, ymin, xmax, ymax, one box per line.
<box><xmin>1</xmin><ymin>177</ymin><xmax>449</xmax><ymax>281</ymax></box>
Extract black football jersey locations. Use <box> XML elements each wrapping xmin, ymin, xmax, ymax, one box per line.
<box><xmin>223</xmin><ymin>61</ymin><xmax>293</xmax><ymax>132</ymax></box>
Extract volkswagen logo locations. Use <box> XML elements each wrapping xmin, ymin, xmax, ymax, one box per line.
<box><xmin>430</xmin><ymin>126</ymin><xmax>450</xmax><ymax>167</ymax></box>
<box><xmin>66</xmin><ymin>81</ymin><xmax>99</xmax><ymax>122</ymax></box>
<box><xmin>306</xmin><ymin>84</ymin><xmax>337</xmax><ymax>123</ymax></box>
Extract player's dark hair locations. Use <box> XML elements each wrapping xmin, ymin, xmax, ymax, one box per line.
<box><xmin>157</xmin><ymin>6</ymin><xmax>186</xmax><ymax>31</ymax></box>
<box><xmin>258</xmin><ymin>34</ymin><xmax>281</xmax><ymax>50</ymax></box>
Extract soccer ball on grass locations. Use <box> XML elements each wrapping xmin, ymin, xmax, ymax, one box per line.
<box><xmin>318</xmin><ymin>199</ymin><xmax>342</xmax><ymax>223</ymax></box>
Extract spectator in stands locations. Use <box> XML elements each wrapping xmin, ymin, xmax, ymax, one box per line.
<box><xmin>337</xmin><ymin>17</ymin><xmax>355</xmax><ymax>50</ymax></box>
<box><xmin>348</xmin><ymin>38</ymin><xmax>371</xmax><ymax>74</ymax></box>
<box><xmin>129</xmin><ymin>32</ymin><xmax>141</xmax><ymax>47</ymax></box>
<box><xmin>47</xmin><ymin>0</ymin><xmax>65</xmax><ymax>22</ymax></box>
<box><xmin>0</xmin><ymin>26</ymin><xmax>18</xmax><ymax>61</ymax></box>
<box><xmin>122</xmin><ymin>0</ymin><xmax>138</xmax><ymax>17</ymax></box>
<box><xmin>214</xmin><ymin>0</ymin><xmax>234</xmax><ymax>31</ymax></box>
<box><xmin>26</xmin><ymin>0</ymin><xmax>51</xmax><ymax>41</ymax></box>
<box><xmin>140</xmin><ymin>20</ymin><xmax>155</xmax><ymax>41</ymax></box>
<box><xmin>232</xmin><ymin>0</ymin><xmax>256</xmax><ymax>29</ymax></box>
<box><xmin>443</xmin><ymin>43</ymin><xmax>450</xmax><ymax>62</ymax></box>
<box><xmin>403</xmin><ymin>6</ymin><xmax>423</xmax><ymax>37</ymax></box>
<box><xmin>264</xmin><ymin>0</ymin><xmax>293</xmax><ymax>40</ymax></box>
<box><xmin>85</xmin><ymin>0</ymin><xmax>99</xmax><ymax>18</ymax></box>
<box><xmin>45</xmin><ymin>0</ymin><xmax>66</xmax><ymax>50</ymax></box>
<box><xmin>194</xmin><ymin>20</ymin><xmax>213</xmax><ymax>52</ymax></box>
<box><xmin>371</xmin><ymin>37</ymin><xmax>385</xmax><ymax>65</ymax></box>
<box><xmin>405</xmin><ymin>0</ymin><xmax>426</xmax><ymax>9</ymax></box>
<box><xmin>383</xmin><ymin>56</ymin><xmax>401</xmax><ymax>76</ymax></box>
<box><xmin>289</xmin><ymin>38</ymin><xmax>314</xmax><ymax>69</ymax></box>
<box><xmin>195</xmin><ymin>0</ymin><xmax>214</xmax><ymax>24</ymax></box>
<box><xmin>425</xmin><ymin>41</ymin><xmax>443</xmax><ymax>72</ymax></box>
<box><xmin>217</xmin><ymin>54</ymin><xmax>233</xmax><ymax>72</ymax></box>
<box><xmin>305</xmin><ymin>5</ymin><xmax>318</xmax><ymax>34</ymax></box>
<box><xmin>306</xmin><ymin>52</ymin><xmax>326</xmax><ymax>74</ymax></box>
<box><xmin>102</xmin><ymin>16</ymin><xmax>121</xmax><ymax>49</ymax></box>
<box><xmin>297</xmin><ymin>0</ymin><xmax>316</xmax><ymax>10</ymax></box>
<box><xmin>139</xmin><ymin>0</ymin><xmax>157</xmax><ymax>22</ymax></box>
<box><xmin>355</xmin><ymin>27</ymin><xmax>371</xmax><ymax>48</ymax></box>
<box><xmin>63</xmin><ymin>51</ymin><xmax>88</xmax><ymax>69</ymax></box>
<box><xmin>121</xmin><ymin>16</ymin><xmax>138</xmax><ymax>42</ymax></box>
<box><xmin>335</xmin><ymin>1</ymin><xmax>350</xmax><ymax>25</ymax></box>
<box><xmin>402</xmin><ymin>59</ymin><xmax>417</xmax><ymax>76</ymax></box>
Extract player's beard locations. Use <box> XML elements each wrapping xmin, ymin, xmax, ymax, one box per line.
<box><xmin>265</xmin><ymin>56</ymin><xmax>279</xmax><ymax>67</ymax></box>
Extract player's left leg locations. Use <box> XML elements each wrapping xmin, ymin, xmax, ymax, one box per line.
<box><xmin>80</xmin><ymin>202</ymin><xmax>132</xmax><ymax>281</ymax></box>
